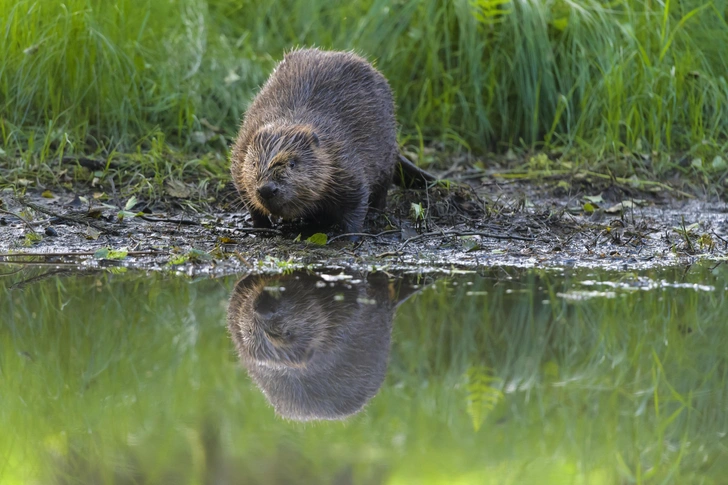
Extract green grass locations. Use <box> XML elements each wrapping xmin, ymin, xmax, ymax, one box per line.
<box><xmin>2</xmin><ymin>0</ymin><xmax>728</xmax><ymax>193</ymax></box>
<box><xmin>1</xmin><ymin>263</ymin><xmax>728</xmax><ymax>483</ymax></box>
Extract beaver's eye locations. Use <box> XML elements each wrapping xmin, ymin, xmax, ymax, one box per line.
<box><xmin>283</xmin><ymin>330</ymin><xmax>292</xmax><ymax>338</ymax></box>
<box><xmin>289</xmin><ymin>159</ymin><xmax>296</xmax><ymax>169</ymax></box>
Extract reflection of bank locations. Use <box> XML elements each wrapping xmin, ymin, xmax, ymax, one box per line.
<box><xmin>227</xmin><ymin>271</ymin><xmax>426</xmax><ymax>421</ymax></box>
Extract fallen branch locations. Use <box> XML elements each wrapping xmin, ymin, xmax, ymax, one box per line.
<box><xmin>0</xmin><ymin>266</ymin><xmax>25</xmax><ymax>276</ymax></box>
<box><xmin>375</xmin><ymin>251</ymin><xmax>403</xmax><ymax>258</ymax></box>
<box><xmin>234</xmin><ymin>227</ymin><xmax>283</xmax><ymax>235</ymax></box>
<box><xmin>138</xmin><ymin>215</ymin><xmax>200</xmax><ymax>225</ymax></box>
<box><xmin>0</xmin><ymin>208</ymin><xmax>39</xmax><ymax>236</ymax></box>
<box><xmin>399</xmin><ymin>230</ymin><xmax>535</xmax><ymax>251</ymax></box>
<box><xmin>712</xmin><ymin>230</ymin><xmax>728</xmax><ymax>249</ymax></box>
<box><xmin>17</xmin><ymin>197</ymin><xmax>120</xmax><ymax>236</ymax></box>
<box><xmin>10</xmin><ymin>269</ymin><xmax>86</xmax><ymax>290</ymax></box>
<box><xmin>327</xmin><ymin>229</ymin><xmax>401</xmax><ymax>244</ymax></box>
<box><xmin>0</xmin><ymin>250</ymin><xmax>165</xmax><ymax>259</ymax></box>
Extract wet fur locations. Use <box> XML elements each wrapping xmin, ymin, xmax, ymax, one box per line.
<box><xmin>230</xmin><ymin>48</ymin><xmax>398</xmax><ymax>234</ymax></box>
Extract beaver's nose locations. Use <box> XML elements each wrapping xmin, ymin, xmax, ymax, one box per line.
<box><xmin>257</xmin><ymin>182</ymin><xmax>278</xmax><ymax>200</ymax></box>
<box><xmin>254</xmin><ymin>291</ymin><xmax>278</xmax><ymax>317</ymax></box>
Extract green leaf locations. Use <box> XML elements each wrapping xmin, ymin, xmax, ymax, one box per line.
<box><xmin>105</xmin><ymin>267</ymin><xmax>128</xmax><ymax>274</ymax></box>
<box><xmin>187</xmin><ymin>248</ymin><xmax>212</xmax><ymax>261</ymax></box>
<box><xmin>23</xmin><ymin>232</ymin><xmax>43</xmax><ymax>246</ymax></box>
<box><xmin>94</xmin><ymin>247</ymin><xmax>127</xmax><ymax>260</ymax></box>
<box><xmin>93</xmin><ymin>247</ymin><xmax>110</xmax><ymax>259</ymax></box>
<box><xmin>117</xmin><ymin>210</ymin><xmax>137</xmax><ymax>221</ymax></box>
<box><xmin>108</xmin><ymin>249</ymin><xmax>128</xmax><ymax>260</ymax></box>
<box><xmin>583</xmin><ymin>202</ymin><xmax>595</xmax><ymax>214</ymax></box>
<box><xmin>167</xmin><ymin>255</ymin><xmax>188</xmax><ymax>266</ymax></box>
<box><xmin>166</xmin><ymin>248</ymin><xmax>212</xmax><ymax>266</ymax></box>
<box><xmin>306</xmin><ymin>233</ymin><xmax>328</xmax><ymax>246</ymax></box>
<box><xmin>410</xmin><ymin>202</ymin><xmax>425</xmax><ymax>221</ymax></box>
<box><xmin>124</xmin><ymin>196</ymin><xmax>138</xmax><ymax>211</ymax></box>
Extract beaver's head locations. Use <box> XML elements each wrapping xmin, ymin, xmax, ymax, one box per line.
<box><xmin>226</xmin><ymin>272</ymin><xmax>403</xmax><ymax>421</ymax></box>
<box><xmin>229</xmin><ymin>276</ymin><xmax>340</xmax><ymax>369</ymax></box>
<box><xmin>239</xmin><ymin>124</ymin><xmax>337</xmax><ymax>219</ymax></box>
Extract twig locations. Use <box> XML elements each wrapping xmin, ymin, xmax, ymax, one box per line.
<box><xmin>0</xmin><ymin>208</ymin><xmax>39</xmax><ymax>235</ymax></box>
<box><xmin>0</xmin><ymin>250</ymin><xmax>166</xmax><ymax>258</ymax></box>
<box><xmin>327</xmin><ymin>229</ymin><xmax>401</xmax><ymax>244</ymax></box>
<box><xmin>0</xmin><ymin>266</ymin><xmax>25</xmax><ymax>276</ymax></box>
<box><xmin>228</xmin><ymin>227</ymin><xmax>283</xmax><ymax>236</ymax></box>
<box><xmin>17</xmin><ymin>197</ymin><xmax>120</xmax><ymax>235</ymax></box>
<box><xmin>10</xmin><ymin>269</ymin><xmax>85</xmax><ymax>290</ymax></box>
<box><xmin>712</xmin><ymin>230</ymin><xmax>728</xmax><ymax>249</ymax></box>
<box><xmin>233</xmin><ymin>250</ymin><xmax>254</xmax><ymax>269</ymax></box>
<box><xmin>138</xmin><ymin>215</ymin><xmax>200</xmax><ymax>225</ymax></box>
<box><xmin>0</xmin><ymin>260</ymin><xmax>88</xmax><ymax>266</ymax></box>
<box><xmin>399</xmin><ymin>230</ymin><xmax>535</xmax><ymax>251</ymax></box>
<box><xmin>375</xmin><ymin>251</ymin><xmax>403</xmax><ymax>258</ymax></box>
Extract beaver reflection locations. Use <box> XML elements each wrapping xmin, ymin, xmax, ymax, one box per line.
<box><xmin>227</xmin><ymin>271</ymin><xmax>421</xmax><ymax>421</ymax></box>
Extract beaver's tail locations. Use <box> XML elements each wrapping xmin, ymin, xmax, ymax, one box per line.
<box><xmin>393</xmin><ymin>153</ymin><xmax>437</xmax><ymax>188</ymax></box>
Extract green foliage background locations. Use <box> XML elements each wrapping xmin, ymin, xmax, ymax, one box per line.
<box><xmin>2</xmin><ymin>0</ymin><xmax>728</xmax><ymax>178</ymax></box>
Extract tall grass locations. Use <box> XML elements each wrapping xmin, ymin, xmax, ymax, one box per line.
<box><xmin>2</xmin><ymin>0</ymin><xmax>728</xmax><ymax>177</ymax></box>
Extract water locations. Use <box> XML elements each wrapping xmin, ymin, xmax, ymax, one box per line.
<box><xmin>2</xmin><ymin>263</ymin><xmax>728</xmax><ymax>484</ymax></box>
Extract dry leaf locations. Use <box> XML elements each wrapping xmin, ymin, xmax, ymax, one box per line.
<box><xmin>85</xmin><ymin>227</ymin><xmax>101</xmax><ymax>240</ymax></box>
<box><xmin>605</xmin><ymin>201</ymin><xmax>635</xmax><ymax>214</ymax></box>
<box><xmin>165</xmin><ymin>179</ymin><xmax>192</xmax><ymax>198</ymax></box>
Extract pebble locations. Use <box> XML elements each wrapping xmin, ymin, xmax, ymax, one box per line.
<box><xmin>45</xmin><ymin>227</ymin><xmax>58</xmax><ymax>237</ymax></box>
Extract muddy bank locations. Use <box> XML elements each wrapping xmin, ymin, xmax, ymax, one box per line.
<box><xmin>1</xmin><ymin>178</ymin><xmax>727</xmax><ymax>275</ymax></box>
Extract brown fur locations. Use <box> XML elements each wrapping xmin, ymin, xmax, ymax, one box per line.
<box><xmin>230</xmin><ymin>48</ymin><xmax>398</xmax><ymax>236</ymax></box>
<box><xmin>226</xmin><ymin>272</ymin><xmax>422</xmax><ymax>421</ymax></box>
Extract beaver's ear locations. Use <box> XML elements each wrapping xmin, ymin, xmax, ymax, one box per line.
<box><xmin>310</xmin><ymin>131</ymin><xmax>319</xmax><ymax>147</ymax></box>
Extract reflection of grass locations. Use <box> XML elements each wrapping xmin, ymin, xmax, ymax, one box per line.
<box><xmin>1</xmin><ymin>265</ymin><xmax>727</xmax><ymax>483</ymax></box>
<box><xmin>3</xmin><ymin>0</ymin><xmax>728</xmax><ymax>194</ymax></box>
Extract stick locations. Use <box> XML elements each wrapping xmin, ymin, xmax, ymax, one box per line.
<box><xmin>17</xmin><ymin>197</ymin><xmax>120</xmax><ymax>235</ymax></box>
<box><xmin>138</xmin><ymin>215</ymin><xmax>200</xmax><ymax>225</ymax></box>
<box><xmin>327</xmin><ymin>229</ymin><xmax>401</xmax><ymax>244</ymax></box>
<box><xmin>0</xmin><ymin>250</ymin><xmax>166</xmax><ymax>258</ymax></box>
<box><xmin>0</xmin><ymin>208</ymin><xmax>39</xmax><ymax>235</ymax></box>
<box><xmin>399</xmin><ymin>230</ymin><xmax>535</xmax><ymax>250</ymax></box>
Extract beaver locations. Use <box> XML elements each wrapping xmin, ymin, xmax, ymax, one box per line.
<box><xmin>230</xmin><ymin>48</ymin><xmax>404</xmax><ymax>237</ymax></box>
<box><xmin>226</xmin><ymin>271</ymin><xmax>425</xmax><ymax>421</ymax></box>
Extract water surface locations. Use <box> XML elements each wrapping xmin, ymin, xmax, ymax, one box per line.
<box><xmin>2</xmin><ymin>263</ymin><xmax>727</xmax><ymax>484</ymax></box>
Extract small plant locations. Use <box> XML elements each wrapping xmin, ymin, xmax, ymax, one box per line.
<box><xmin>166</xmin><ymin>248</ymin><xmax>212</xmax><ymax>266</ymax></box>
<box><xmin>410</xmin><ymin>201</ymin><xmax>427</xmax><ymax>231</ymax></box>
<box><xmin>305</xmin><ymin>233</ymin><xmax>328</xmax><ymax>246</ymax></box>
<box><xmin>23</xmin><ymin>232</ymin><xmax>42</xmax><ymax>246</ymax></box>
<box><xmin>463</xmin><ymin>366</ymin><xmax>504</xmax><ymax>432</ymax></box>
<box><xmin>93</xmin><ymin>247</ymin><xmax>129</xmax><ymax>260</ymax></box>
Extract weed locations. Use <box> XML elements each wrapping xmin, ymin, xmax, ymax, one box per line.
<box><xmin>2</xmin><ymin>0</ymin><xmax>728</xmax><ymax>191</ymax></box>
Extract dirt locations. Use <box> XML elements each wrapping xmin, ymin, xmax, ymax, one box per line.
<box><xmin>1</xmin><ymin>174</ymin><xmax>727</xmax><ymax>276</ymax></box>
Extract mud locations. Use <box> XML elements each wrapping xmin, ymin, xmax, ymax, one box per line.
<box><xmin>1</xmin><ymin>177</ymin><xmax>727</xmax><ymax>276</ymax></box>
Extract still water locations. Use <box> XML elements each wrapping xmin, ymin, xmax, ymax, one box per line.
<box><xmin>1</xmin><ymin>263</ymin><xmax>727</xmax><ymax>484</ymax></box>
